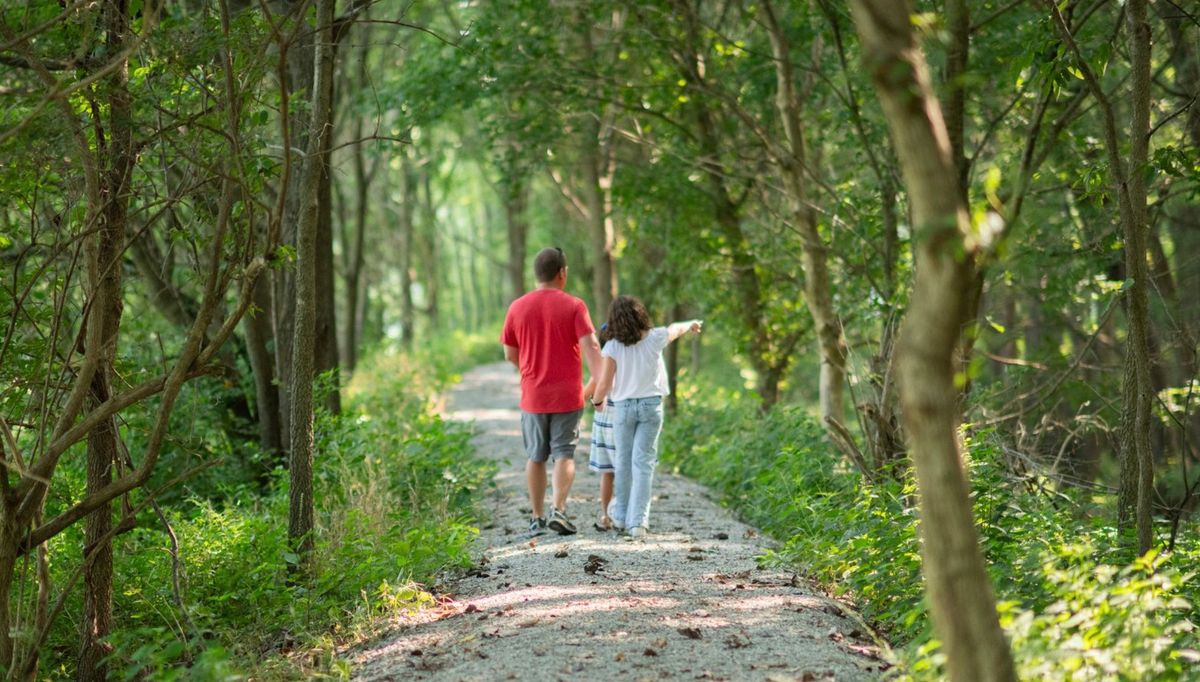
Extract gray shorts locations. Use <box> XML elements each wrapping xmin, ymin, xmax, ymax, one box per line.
<box><xmin>521</xmin><ymin>410</ymin><xmax>583</xmax><ymax>463</ymax></box>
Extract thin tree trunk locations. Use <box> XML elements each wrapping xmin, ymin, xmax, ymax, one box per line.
<box><xmin>420</xmin><ymin>161</ymin><xmax>440</xmax><ymax>331</ymax></box>
<box><xmin>849</xmin><ymin>3</ymin><xmax>1016</xmax><ymax>681</ymax></box>
<box><xmin>398</xmin><ymin>146</ymin><xmax>417</xmax><ymax>348</ymax></box>
<box><xmin>344</xmin><ymin>112</ymin><xmax>369</xmax><ymax>370</ymax></box>
<box><xmin>79</xmin><ymin>0</ymin><xmax>134</xmax><ymax>674</ymax></box>
<box><xmin>315</xmin><ymin>64</ymin><xmax>340</xmax><ymax>414</ymax></box>
<box><xmin>1125</xmin><ymin>0</ymin><xmax>1154</xmax><ymax>555</ymax></box>
<box><xmin>243</xmin><ymin>277</ymin><xmax>284</xmax><ymax>476</ymax></box>
<box><xmin>675</xmin><ymin>1</ymin><xmax>781</xmax><ymax>408</ymax></box>
<box><xmin>504</xmin><ymin>173</ymin><xmax>528</xmax><ymax>301</ymax></box>
<box><xmin>761</xmin><ymin>0</ymin><xmax>846</xmax><ymax>425</ymax></box>
<box><xmin>288</xmin><ymin>0</ymin><xmax>335</xmax><ymax>573</ymax></box>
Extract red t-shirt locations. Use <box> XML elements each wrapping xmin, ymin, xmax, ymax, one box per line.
<box><xmin>501</xmin><ymin>288</ymin><xmax>595</xmax><ymax>413</ymax></box>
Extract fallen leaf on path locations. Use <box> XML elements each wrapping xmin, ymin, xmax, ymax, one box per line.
<box><xmin>687</xmin><ymin>555</ymin><xmax>704</xmax><ymax>561</ymax></box>
<box><xmin>653</xmin><ymin>638</ymin><xmax>668</xmax><ymax>648</ymax></box>
<box><xmin>643</xmin><ymin>648</ymin><xmax>658</xmax><ymax>656</ymax></box>
<box><xmin>677</xmin><ymin>627</ymin><xmax>703</xmax><ymax>639</ymax></box>
<box><xmin>554</xmin><ymin>548</ymin><xmax>569</xmax><ymax>558</ymax></box>
<box><xmin>724</xmin><ymin>632</ymin><xmax>752</xmax><ymax>649</ymax></box>
<box><xmin>529</xmin><ymin>539</ymin><xmax>538</xmax><ymax>548</ymax></box>
<box><xmin>614</xmin><ymin>652</ymin><xmax>625</xmax><ymax>662</ymax></box>
<box><xmin>584</xmin><ymin>554</ymin><xmax>608</xmax><ymax>574</ymax></box>
<box><xmin>744</xmin><ymin>529</ymin><xmax>758</xmax><ymax>538</ymax></box>
<box><xmin>464</xmin><ymin>603</ymin><xmax>480</xmax><ymax>614</ymax></box>
<box><xmin>714</xmin><ymin>532</ymin><xmax>729</xmax><ymax>540</ymax></box>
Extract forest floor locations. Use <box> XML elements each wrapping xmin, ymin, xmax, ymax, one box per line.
<box><xmin>347</xmin><ymin>363</ymin><xmax>889</xmax><ymax>681</ymax></box>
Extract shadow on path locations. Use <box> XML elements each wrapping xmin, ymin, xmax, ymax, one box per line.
<box><xmin>349</xmin><ymin>363</ymin><xmax>886</xmax><ymax>681</ymax></box>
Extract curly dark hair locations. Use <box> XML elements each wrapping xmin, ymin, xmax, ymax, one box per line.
<box><xmin>606</xmin><ymin>295</ymin><xmax>651</xmax><ymax>346</ymax></box>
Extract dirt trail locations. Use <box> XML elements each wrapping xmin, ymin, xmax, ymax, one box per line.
<box><xmin>349</xmin><ymin>363</ymin><xmax>887</xmax><ymax>681</ymax></box>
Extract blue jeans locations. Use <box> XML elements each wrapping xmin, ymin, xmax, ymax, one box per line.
<box><xmin>610</xmin><ymin>396</ymin><xmax>664</xmax><ymax>530</ymax></box>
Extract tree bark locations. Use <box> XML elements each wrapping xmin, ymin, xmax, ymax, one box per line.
<box><xmin>849</xmin><ymin>2</ymin><xmax>1016</xmax><ymax>681</ymax></box>
<box><xmin>243</xmin><ymin>277</ymin><xmax>284</xmax><ymax>476</ymax></box>
<box><xmin>504</xmin><ymin>173</ymin><xmax>529</xmax><ymax>301</ymax></box>
<box><xmin>761</xmin><ymin>0</ymin><xmax>847</xmax><ymax>425</ymax></box>
<box><xmin>1042</xmin><ymin>0</ymin><xmax>1155</xmax><ymax>553</ymax></box>
<box><xmin>1124</xmin><ymin>0</ymin><xmax>1154</xmax><ymax>555</ymax></box>
<box><xmin>397</xmin><ymin>145</ymin><xmax>417</xmax><ymax>348</ymax></box>
<box><xmin>288</xmin><ymin>0</ymin><xmax>335</xmax><ymax>573</ymax></box>
<box><xmin>675</xmin><ymin>0</ymin><xmax>784</xmax><ymax>409</ymax></box>
<box><xmin>79</xmin><ymin>0</ymin><xmax>135</xmax><ymax>675</ymax></box>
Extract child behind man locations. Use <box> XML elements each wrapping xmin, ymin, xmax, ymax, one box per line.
<box><xmin>586</xmin><ymin>324</ymin><xmax>617</xmax><ymax>531</ymax></box>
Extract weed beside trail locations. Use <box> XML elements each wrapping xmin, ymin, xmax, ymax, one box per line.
<box><xmin>36</xmin><ymin>340</ymin><xmax>497</xmax><ymax>679</ymax></box>
<box><xmin>661</xmin><ymin>399</ymin><xmax>1199</xmax><ymax>680</ymax></box>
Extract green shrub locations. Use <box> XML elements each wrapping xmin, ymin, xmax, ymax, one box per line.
<box><xmin>32</xmin><ymin>345</ymin><xmax>495</xmax><ymax>679</ymax></box>
<box><xmin>661</xmin><ymin>398</ymin><xmax>1200</xmax><ymax>680</ymax></box>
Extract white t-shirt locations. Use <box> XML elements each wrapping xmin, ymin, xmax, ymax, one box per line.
<box><xmin>602</xmin><ymin>327</ymin><xmax>670</xmax><ymax>402</ymax></box>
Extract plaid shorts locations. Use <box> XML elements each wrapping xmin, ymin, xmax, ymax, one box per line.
<box><xmin>587</xmin><ymin>399</ymin><xmax>616</xmax><ymax>472</ymax></box>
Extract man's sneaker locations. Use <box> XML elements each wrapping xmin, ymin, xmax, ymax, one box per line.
<box><xmin>628</xmin><ymin>526</ymin><xmax>647</xmax><ymax>540</ymax></box>
<box><xmin>547</xmin><ymin>508</ymin><xmax>578</xmax><ymax>535</ymax></box>
<box><xmin>528</xmin><ymin>516</ymin><xmax>547</xmax><ymax>537</ymax></box>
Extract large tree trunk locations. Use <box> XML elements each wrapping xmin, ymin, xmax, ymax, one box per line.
<box><xmin>79</xmin><ymin>0</ymin><xmax>134</xmax><ymax>675</ymax></box>
<box><xmin>849</xmin><ymin>2</ymin><xmax>1016</xmax><ymax>681</ymax></box>
<box><xmin>288</xmin><ymin>0</ymin><xmax>335</xmax><ymax>573</ymax></box>
<box><xmin>761</xmin><ymin>0</ymin><xmax>847</xmax><ymax>426</ymax></box>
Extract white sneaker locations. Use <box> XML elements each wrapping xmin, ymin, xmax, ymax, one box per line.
<box><xmin>628</xmin><ymin>527</ymin><xmax>647</xmax><ymax>540</ymax></box>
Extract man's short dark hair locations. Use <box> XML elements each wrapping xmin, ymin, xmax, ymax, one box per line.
<box><xmin>534</xmin><ymin>247</ymin><xmax>566</xmax><ymax>283</ymax></box>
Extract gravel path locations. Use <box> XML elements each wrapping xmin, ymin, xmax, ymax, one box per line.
<box><xmin>349</xmin><ymin>363</ymin><xmax>888</xmax><ymax>681</ymax></box>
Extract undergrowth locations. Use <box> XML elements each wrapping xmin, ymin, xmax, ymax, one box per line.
<box><xmin>660</xmin><ymin>397</ymin><xmax>1199</xmax><ymax>680</ymax></box>
<box><xmin>37</xmin><ymin>333</ymin><xmax>498</xmax><ymax>679</ymax></box>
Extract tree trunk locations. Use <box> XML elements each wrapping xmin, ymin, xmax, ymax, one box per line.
<box><xmin>288</xmin><ymin>0</ymin><xmax>335</xmax><ymax>573</ymax></box>
<box><xmin>343</xmin><ymin>110</ymin><xmax>369</xmax><ymax>370</ymax></box>
<box><xmin>243</xmin><ymin>277</ymin><xmax>284</xmax><ymax>476</ymax></box>
<box><xmin>666</xmin><ymin>302</ymin><xmax>685</xmax><ymax>415</ymax></box>
<box><xmin>79</xmin><ymin>0</ymin><xmax>134</xmax><ymax>675</ymax></box>
<box><xmin>761</xmin><ymin>0</ymin><xmax>846</xmax><ymax>426</ymax></box>
<box><xmin>504</xmin><ymin>174</ymin><xmax>529</xmax><ymax>301</ymax></box>
<box><xmin>676</xmin><ymin>2</ymin><xmax>782</xmax><ymax>408</ymax></box>
<box><xmin>1157</xmin><ymin>0</ymin><xmax>1200</xmax><ymax>454</ymax></box>
<box><xmin>419</xmin><ymin>159</ymin><xmax>441</xmax><ymax>331</ymax></box>
<box><xmin>1124</xmin><ymin>0</ymin><xmax>1155</xmax><ymax>555</ymax></box>
<box><xmin>849</xmin><ymin>2</ymin><xmax>1016</xmax><ymax>681</ymax></box>
<box><xmin>314</xmin><ymin>35</ymin><xmax>340</xmax><ymax>414</ymax></box>
<box><xmin>398</xmin><ymin>145</ymin><xmax>417</xmax><ymax>348</ymax></box>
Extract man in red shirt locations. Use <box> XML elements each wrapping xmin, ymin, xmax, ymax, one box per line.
<box><xmin>502</xmin><ymin>247</ymin><xmax>603</xmax><ymax>536</ymax></box>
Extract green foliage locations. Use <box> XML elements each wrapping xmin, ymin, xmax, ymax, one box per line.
<box><xmin>34</xmin><ymin>349</ymin><xmax>493</xmax><ymax>679</ymax></box>
<box><xmin>661</xmin><ymin>396</ymin><xmax>1200</xmax><ymax>680</ymax></box>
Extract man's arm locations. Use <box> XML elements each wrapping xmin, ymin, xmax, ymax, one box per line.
<box><xmin>503</xmin><ymin>344</ymin><xmax>519</xmax><ymax>367</ymax></box>
<box><xmin>580</xmin><ymin>333</ymin><xmax>602</xmax><ymax>380</ymax></box>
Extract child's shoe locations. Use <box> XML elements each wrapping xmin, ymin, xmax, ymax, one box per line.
<box><xmin>593</xmin><ymin>513</ymin><xmax>613</xmax><ymax>532</ymax></box>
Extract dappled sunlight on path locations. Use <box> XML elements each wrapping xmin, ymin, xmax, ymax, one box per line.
<box><xmin>348</xmin><ymin>363</ymin><xmax>886</xmax><ymax>681</ymax></box>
